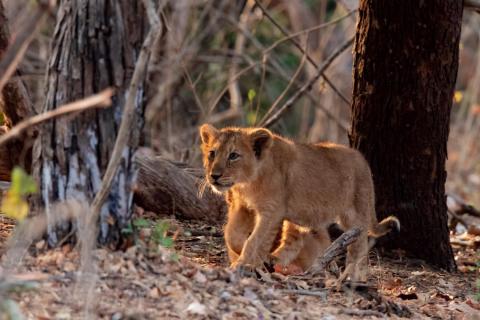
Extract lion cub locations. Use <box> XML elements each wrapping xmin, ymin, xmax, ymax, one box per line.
<box><xmin>200</xmin><ymin>124</ymin><xmax>399</xmax><ymax>282</ymax></box>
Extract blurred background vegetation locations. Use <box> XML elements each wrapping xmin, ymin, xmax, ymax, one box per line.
<box><xmin>2</xmin><ymin>0</ymin><xmax>479</xmax><ymax>207</ymax></box>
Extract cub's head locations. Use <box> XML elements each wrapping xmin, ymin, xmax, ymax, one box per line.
<box><xmin>199</xmin><ymin>124</ymin><xmax>273</xmax><ymax>193</ymax></box>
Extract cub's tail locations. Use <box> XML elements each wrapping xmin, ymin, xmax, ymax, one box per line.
<box><xmin>369</xmin><ymin>216</ymin><xmax>400</xmax><ymax>238</ymax></box>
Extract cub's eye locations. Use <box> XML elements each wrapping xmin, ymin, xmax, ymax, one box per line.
<box><xmin>228</xmin><ymin>152</ymin><xmax>240</xmax><ymax>161</ymax></box>
<box><xmin>208</xmin><ymin>150</ymin><xmax>215</xmax><ymax>160</ymax></box>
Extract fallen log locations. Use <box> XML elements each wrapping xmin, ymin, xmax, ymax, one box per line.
<box><xmin>133</xmin><ymin>149</ymin><xmax>227</xmax><ymax>223</ymax></box>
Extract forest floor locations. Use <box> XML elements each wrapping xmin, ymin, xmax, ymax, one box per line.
<box><xmin>1</xmin><ymin>212</ymin><xmax>480</xmax><ymax>319</ymax></box>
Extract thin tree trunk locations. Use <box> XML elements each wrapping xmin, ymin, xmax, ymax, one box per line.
<box><xmin>349</xmin><ymin>0</ymin><xmax>461</xmax><ymax>271</ymax></box>
<box><xmin>32</xmin><ymin>0</ymin><xmax>146</xmax><ymax>246</ymax></box>
<box><xmin>0</xmin><ymin>1</ymin><xmax>33</xmax><ymax>178</ymax></box>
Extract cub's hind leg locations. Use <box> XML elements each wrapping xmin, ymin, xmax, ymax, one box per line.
<box><xmin>224</xmin><ymin>204</ymin><xmax>255</xmax><ymax>265</ymax></box>
<box><xmin>292</xmin><ymin>227</ymin><xmax>331</xmax><ymax>272</ymax></box>
<box><xmin>272</xmin><ymin>224</ymin><xmax>330</xmax><ymax>274</ymax></box>
<box><xmin>338</xmin><ymin>208</ymin><xmax>370</xmax><ymax>283</ymax></box>
<box><xmin>271</xmin><ymin>221</ymin><xmax>305</xmax><ymax>267</ymax></box>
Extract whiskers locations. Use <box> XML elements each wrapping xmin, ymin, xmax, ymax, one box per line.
<box><xmin>197</xmin><ymin>177</ymin><xmax>209</xmax><ymax>198</ymax></box>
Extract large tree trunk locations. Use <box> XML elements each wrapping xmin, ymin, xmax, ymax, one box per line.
<box><xmin>32</xmin><ymin>0</ymin><xmax>146</xmax><ymax>246</ymax></box>
<box><xmin>349</xmin><ymin>0</ymin><xmax>462</xmax><ymax>271</ymax></box>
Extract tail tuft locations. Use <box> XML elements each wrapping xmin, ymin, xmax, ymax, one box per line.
<box><xmin>369</xmin><ymin>216</ymin><xmax>400</xmax><ymax>237</ymax></box>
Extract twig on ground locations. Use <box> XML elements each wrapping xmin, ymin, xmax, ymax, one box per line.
<box><xmin>254</xmin><ymin>0</ymin><xmax>354</xmax><ymax>106</ymax></box>
<box><xmin>0</xmin><ymin>89</ymin><xmax>114</xmax><ymax>147</ymax></box>
<box><xmin>282</xmin><ymin>289</ymin><xmax>328</xmax><ymax>299</ymax></box>
<box><xmin>261</xmin><ymin>37</ymin><xmax>354</xmax><ymax>128</ymax></box>
<box><xmin>0</xmin><ymin>0</ymin><xmax>54</xmax><ymax>94</ymax></box>
<box><xmin>339</xmin><ymin>307</ymin><xmax>386</xmax><ymax>318</ymax></box>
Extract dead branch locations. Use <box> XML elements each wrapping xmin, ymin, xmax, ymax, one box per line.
<box><xmin>447</xmin><ymin>193</ymin><xmax>480</xmax><ymax>218</ymax></box>
<box><xmin>339</xmin><ymin>308</ymin><xmax>385</xmax><ymax>318</ymax></box>
<box><xmin>221</xmin><ymin>15</ymin><xmax>349</xmax><ymax>131</ymax></box>
<box><xmin>465</xmin><ymin>0</ymin><xmax>480</xmax><ymax>14</ymax></box>
<box><xmin>260</xmin><ymin>48</ymin><xmax>308</xmax><ymax>125</ymax></box>
<box><xmin>227</xmin><ymin>0</ymin><xmax>255</xmax><ymax>117</ymax></box>
<box><xmin>447</xmin><ymin>209</ymin><xmax>470</xmax><ymax>231</ymax></box>
<box><xmin>282</xmin><ymin>289</ymin><xmax>328</xmax><ymax>299</ymax></box>
<box><xmin>254</xmin><ymin>0</ymin><xmax>354</xmax><ymax>106</ymax></box>
<box><xmin>0</xmin><ymin>0</ymin><xmax>54</xmax><ymax>94</ymax></box>
<box><xmin>261</xmin><ymin>37</ymin><xmax>354</xmax><ymax>128</ymax></box>
<box><xmin>310</xmin><ymin>227</ymin><xmax>361</xmax><ymax>275</ymax></box>
<box><xmin>133</xmin><ymin>149</ymin><xmax>226</xmax><ymax>222</ymax></box>
<box><xmin>207</xmin><ymin>62</ymin><xmax>258</xmax><ymax>123</ymax></box>
<box><xmin>0</xmin><ymin>89</ymin><xmax>114</xmax><ymax>147</ymax></box>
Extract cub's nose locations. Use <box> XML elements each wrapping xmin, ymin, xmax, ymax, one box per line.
<box><xmin>211</xmin><ymin>173</ymin><xmax>222</xmax><ymax>181</ymax></box>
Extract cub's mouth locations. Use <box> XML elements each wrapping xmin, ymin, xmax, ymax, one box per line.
<box><xmin>210</xmin><ymin>181</ymin><xmax>234</xmax><ymax>193</ymax></box>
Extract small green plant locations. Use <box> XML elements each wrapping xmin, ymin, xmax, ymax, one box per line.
<box><xmin>0</xmin><ymin>280</ymin><xmax>38</xmax><ymax>320</ymax></box>
<box><xmin>1</xmin><ymin>167</ymin><xmax>37</xmax><ymax>221</ymax></box>
<box><xmin>151</xmin><ymin>220</ymin><xmax>174</xmax><ymax>248</ymax></box>
<box><xmin>122</xmin><ymin>218</ymin><xmax>175</xmax><ymax>251</ymax></box>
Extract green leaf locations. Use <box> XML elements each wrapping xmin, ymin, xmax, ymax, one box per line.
<box><xmin>247</xmin><ymin>89</ymin><xmax>256</xmax><ymax>103</ymax></box>
<box><xmin>161</xmin><ymin>237</ymin><xmax>173</xmax><ymax>248</ymax></box>
<box><xmin>133</xmin><ymin>218</ymin><xmax>150</xmax><ymax>228</ymax></box>
<box><xmin>121</xmin><ymin>223</ymin><xmax>133</xmax><ymax>235</ymax></box>
<box><xmin>11</xmin><ymin>167</ymin><xmax>37</xmax><ymax>196</ymax></box>
<box><xmin>246</xmin><ymin>111</ymin><xmax>257</xmax><ymax>126</ymax></box>
<box><xmin>1</xmin><ymin>191</ymin><xmax>29</xmax><ymax>221</ymax></box>
<box><xmin>0</xmin><ymin>112</ymin><xmax>5</xmax><ymax>126</ymax></box>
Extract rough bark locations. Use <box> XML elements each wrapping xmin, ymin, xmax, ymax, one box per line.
<box><xmin>134</xmin><ymin>150</ymin><xmax>226</xmax><ymax>223</ymax></box>
<box><xmin>0</xmin><ymin>1</ymin><xmax>34</xmax><ymax>179</ymax></box>
<box><xmin>32</xmin><ymin>0</ymin><xmax>146</xmax><ymax>246</ymax></box>
<box><xmin>349</xmin><ymin>0</ymin><xmax>461</xmax><ymax>271</ymax></box>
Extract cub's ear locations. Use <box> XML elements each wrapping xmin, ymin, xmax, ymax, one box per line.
<box><xmin>199</xmin><ymin>124</ymin><xmax>219</xmax><ymax>145</ymax></box>
<box><xmin>250</xmin><ymin>128</ymin><xmax>273</xmax><ymax>158</ymax></box>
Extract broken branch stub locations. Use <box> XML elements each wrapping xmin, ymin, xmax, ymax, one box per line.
<box><xmin>310</xmin><ymin>227</ymin><xmax>362</xmax><ymax>276</ymax></box>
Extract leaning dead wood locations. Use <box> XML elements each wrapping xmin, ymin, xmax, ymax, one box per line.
<box><xmin>134</xmin><ymin>150</ymin><xmax>226</xmax><ymax>223</ymax></box>
<box><xmin>310</xmin><ymin>227</ymin><xmax>361</xmax><ymax>276</ymax></box>
<box><xmin>447</xmin><ymin>193</ymin><xmax>480</xmax><ymax>218</ymax></box>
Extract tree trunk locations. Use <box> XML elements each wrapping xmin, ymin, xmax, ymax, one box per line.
<box><xmin>0</xmin><ymin>1</ymin><xmax>33</xmax><ymax>179</ymax></box>
<box><xmin>349</xmin><ymin>0</ymin><xmax>462</xmax><ymax>271</ymax></box>
<box><xmin>32</xmin><ymin>0</ymin><xmax>146</xmax><ymax>246</ymax></box>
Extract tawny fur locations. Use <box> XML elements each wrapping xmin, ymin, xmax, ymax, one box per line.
<box><xmin>200</xmin><ymin>124</ymin><xmax>400</xmax><ymax>282</ymax></box>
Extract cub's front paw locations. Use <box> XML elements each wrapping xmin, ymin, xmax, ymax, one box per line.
<box><xmin>230</xmin><ymin>257</ymin><xmax>262</xmax><ymax>277</ymax></box>
<box><xmin>232</xmin><ymin>264</ymin><xmax>257</xmax><ymax>277</ymax></box>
